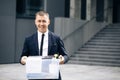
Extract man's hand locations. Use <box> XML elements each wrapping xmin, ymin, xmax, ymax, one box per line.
<box><xmin>59</xmin><ymin>55</ymin><xmax>64</xmax><ymax>64</ymax></box>
<box><xmin>21</xmin><ymin>56</ymin><xmax>27</xmax><ymax>65</ymax></box>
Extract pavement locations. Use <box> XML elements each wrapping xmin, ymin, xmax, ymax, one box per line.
<box><xmin>0</xmin><ymin>63</ymin><xmax>120</xmax><ymax>80</ymax></box>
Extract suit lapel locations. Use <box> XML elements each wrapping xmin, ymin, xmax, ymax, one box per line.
<box><xmin>34</xmin><ymin>32</ymin><xmax>39</xmax><ymax>55</ymax></box>
<box><xmin>48</xmin><ymin>31</ymin><xmax>52</xmax><ymax>55</ymax></box>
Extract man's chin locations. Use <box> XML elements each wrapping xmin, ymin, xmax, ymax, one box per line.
<box><xmin>39</xmin><ymin>30</ymin><xmax>46</xmax><ymax>33</ymax></box>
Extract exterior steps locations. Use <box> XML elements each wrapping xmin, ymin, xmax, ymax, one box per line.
<box><xmin>69</xmin><ymin>24</ymin><xmax>120</xmax><ymax>67</ymax></box>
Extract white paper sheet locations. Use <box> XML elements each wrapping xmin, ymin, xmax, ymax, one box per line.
<box><xmin>26</xmin><ymin>56</ymin><xmax>42</xmax><ymax>73</ymax></box>
<box><xmin>25</xmin><ymin>56</ymin><xmax>60</xmax><ymax>79</ymax></box>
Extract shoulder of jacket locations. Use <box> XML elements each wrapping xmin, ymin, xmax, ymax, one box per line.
<box><xmin>49</xmin><ymin>31</ymin><xmax>60</xmax><ymax>38</ymax></box>
<box><xmin>25</xmin><ymin>32</ymin><xmax>37</xmax><ymax>40</ymax></box>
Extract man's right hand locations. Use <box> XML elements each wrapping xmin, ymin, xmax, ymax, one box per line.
<box><xmin>21</xmin><ymin>56</ymin><xmax>27</xmax><ymax>65</ymax></box>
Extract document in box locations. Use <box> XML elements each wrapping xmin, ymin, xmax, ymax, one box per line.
<box><xmin>26</xmin><ymin>56</ymin><xmax>42</xmax><ymax>73</ymax></box>
<box><xmin>25</xmin><ymin>56</ymin><xmax>60</xmax><ymax>79</ymax></box>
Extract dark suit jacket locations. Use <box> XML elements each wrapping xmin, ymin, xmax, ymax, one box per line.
<box><xmin>20</xmin><ymin>31</ymin><xmax>69</xmax><ymax>80</ymax></box>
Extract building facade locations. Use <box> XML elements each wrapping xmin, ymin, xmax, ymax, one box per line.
<box><xmin>0</xmin><ymin>0</ymin><xmax>120</xmax><ymax>63</ymax></box>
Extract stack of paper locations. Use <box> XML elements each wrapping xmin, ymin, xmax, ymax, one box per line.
<box><xmin>26</xmin><ymin>56</ymin><xmax>59</xmax><ymax>79</ymax></box>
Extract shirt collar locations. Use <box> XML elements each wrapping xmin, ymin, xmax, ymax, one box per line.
<box><xmin>37</xmin><ymin>29</ymin><xmax>49</xmax><ymax>36</ymax></box>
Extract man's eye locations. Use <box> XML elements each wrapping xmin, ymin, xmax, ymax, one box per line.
<box><xmin>43</xmin><ymin>20</ymin><xmax>46</xmax><ymax>22</ymax></box>
<box><xmin>38</xmin><ymin>20</ymin><xmax>41</xmax><ymax>22</ymax></box>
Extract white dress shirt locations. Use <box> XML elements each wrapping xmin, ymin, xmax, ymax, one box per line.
<box><xmin>38</xmin><ymin>30</ymin><xmax>48</xmax><ymax>56</ymax></box>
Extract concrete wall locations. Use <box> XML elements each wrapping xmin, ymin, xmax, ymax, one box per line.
<box><xmin>0</xmin><ymin>0</ymin><xmax>16</xmax><ymax>63</ymax></box>
<box><xmin>54</xmin><ymin>18</ymin><xmax>86</xmax><ymax>56</ymax></box>
<box><xmin>55</xmin><ymin>18</ymin><xmax>107</xmax><ymax>56</ymax></box>
<box><xmin>15</xmin><ymin>19</ymin><xmax>36</xmax><ymax>62</ymax></box>
<box><xmin>0</xmin><ymin>0</ymin><xmax>36</xmax><ymax>63</ymax></box>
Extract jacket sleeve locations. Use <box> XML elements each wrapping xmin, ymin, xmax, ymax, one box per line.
<box><xmin>20</xmin><ymin>38</ymin><xmax>29</xmax><ymax>62</ymax></box>
<box><xmin>57</xmin><ymin>37</ymin><xmax>69</xmax><ymax>63</ymax></box>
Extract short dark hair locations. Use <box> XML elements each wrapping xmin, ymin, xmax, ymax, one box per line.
<box><xmin>35</xmin><ymin>11</ymin><xmax>49</xmax><ymax>19</ymax></box>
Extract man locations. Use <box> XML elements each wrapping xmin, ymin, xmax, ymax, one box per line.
<box><xmin>20</xmin><ymin>11</ymin><xmax>69</xmax><ymax>80</ymax></box>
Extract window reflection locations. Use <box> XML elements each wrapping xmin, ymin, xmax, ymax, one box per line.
<box><xmin>16</xmin><ymin>0</ymin><xmax>44</xmax><ymax>18</ymax></box>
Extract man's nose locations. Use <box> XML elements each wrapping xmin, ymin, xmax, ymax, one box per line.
<box><xmin>40</xmin><ymin>22</ymin><xmax>43</xmax><ymax>25</ymax></box>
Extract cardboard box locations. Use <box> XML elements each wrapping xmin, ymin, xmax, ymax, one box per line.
<box><xmin>26</xmin><ymin>56</ymin><xmax>59</xmax><ymax>79</ymax></box>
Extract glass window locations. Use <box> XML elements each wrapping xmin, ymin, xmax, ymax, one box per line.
<box><xmin>96</xmin><ymin>0</ymin><xmax>104</xmax><ymax>22</ymax></box>
<box><xmin>65</xmin><ymin>0</ymin><xmax>70</xmax><ymax>17</ymax></box>
<box><xmin>81</xmin><ymin>0</ymin><xmax>86</xmax><ymax>20</ymax></box>
<box><xmin>16</xmin><ymin>0</ymin><xmax>44</xmax><ymax>18</ymax></box>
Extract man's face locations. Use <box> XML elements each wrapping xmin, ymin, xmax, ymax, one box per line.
<box><xmin>35</xmin><ymin>15</ymin><xmax>50</xmax><ymax>33</ymax></box>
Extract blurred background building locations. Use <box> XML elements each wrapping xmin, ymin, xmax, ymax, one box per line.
<box><xmin>0</xmin><ymin>0</ymin><xmax>120</xmax><ymax>66</ymax></box>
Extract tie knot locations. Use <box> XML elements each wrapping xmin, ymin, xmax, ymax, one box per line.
<box><xmin>42</xmin><ymin>34</ymin><xmax>45</xmax><ymax>37</ymax></box>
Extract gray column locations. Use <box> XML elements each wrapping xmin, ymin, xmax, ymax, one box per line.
<box><xmin>104</xmin><ymin>0</ymin><xmax>113</xmax><ymax>24</ymax></box>
<box><xmin>86</xmin><ymin>0</ymin><xmax>96</xmax><ymax>20</ymax></box>
<box><xmin>108</xmin><ymin>0</ymin><xmax>113</xmax><ymax>24</ymax></box>
<box><xmin>86</xmin><ymin>0</ymin><xmax>91</xmax><ymax>20</ymax></box>
<box><xmin>70</xmin><ymin>0</ymin><xmax>81</xmax><ymax>19</ymax></box>
<box><xmin>91</xmin><ymin>0</ymin><xmax>96</xmax><ymax>19</ymax></box>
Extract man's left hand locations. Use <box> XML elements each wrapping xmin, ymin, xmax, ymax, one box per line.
<box><xmin>59</xmin><ymin>55</ymin><xmax>64</xmax><ymax>64</ymax></box>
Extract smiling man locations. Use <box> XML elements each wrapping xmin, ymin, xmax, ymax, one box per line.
<box><xmin>20</xmin><ymin>11</ymin><xmax>69</xmax><ymax>80</ymax></box>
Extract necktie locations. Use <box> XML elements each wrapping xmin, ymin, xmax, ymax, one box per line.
<box><xmin>40</xmin><ymin>34</ymin><xmax>45</xmax><ymax>56</ymax></box>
